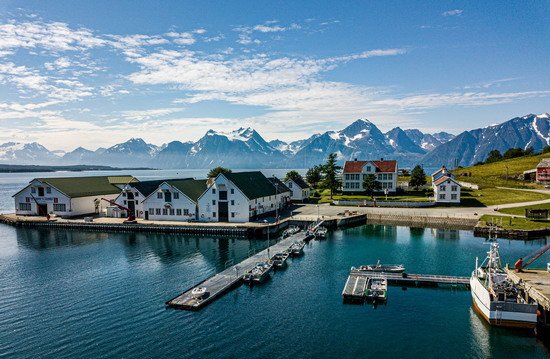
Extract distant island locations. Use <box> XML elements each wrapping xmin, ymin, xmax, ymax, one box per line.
<box><xmin>0</xmin><ymin>164</ymin><xmax>155</xmax><ymax>173</ymax></box>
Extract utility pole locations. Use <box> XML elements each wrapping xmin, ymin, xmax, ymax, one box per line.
<box><xmin>264</xmin><ymin>219</ymin><xmax>270</xmax><ymax>259</ymax></box>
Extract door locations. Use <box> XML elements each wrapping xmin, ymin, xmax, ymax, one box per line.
<box><xmin>144</xmin><ymin>211</ymin><xmax>149</xmax><ymax>220</ymax></box>
<box><xmin>218</xmin><ymin>202</ymin><xmax>229</xmax><ymax>222</ymax></box>
<box><xmin>164</xmin><ymin>191</ymin><xmax>172</xmax><ymax>202</ymax></box>
<box><xmin>38</xmin><ymin>187</ymin><xmax>44</xmax><ymax>197</ymax></box>
<box><xmin>38</xmin><ymin>204</ymin><xmax>48</xmax><ymax>216</ymax></box>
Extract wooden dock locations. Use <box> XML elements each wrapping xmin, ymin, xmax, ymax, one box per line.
<box><xmin>166</xmin><ymin>224</ymin><xmax>320</xmax><ymax>310</ymax></box>
<box><xmin>343</xmin><ymin>270</ymin><xmax>470</xmax><ymax>302</ymax></box>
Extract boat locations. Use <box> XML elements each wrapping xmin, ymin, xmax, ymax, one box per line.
<box><xmin>272</xmin><ymin>252</ymin><xmax>289</xmax><ymax>268</ymax></box>
<box><xmin>352</xmin><ymin>260</ymin><xmax>405</xmax><ymax>273</ymax></box>
<box><xmin>243</xmin><ymin>261</ymin><xmax>273</xmax><ymax>284</ymax></box>
<box><xmin>290</xmin><ymin>241</ymin><xmax>305</xmax><ymax>256</ymax></box>
<box><xmin>365</xmin><ymin>277</ymin><xmax>388</xmax><ymax>302</ymax></box>
<box><xmin>283</xmin><ymin>225</ymin><xmax>301</xmax><ymax>238</ymax></box>
<box><xmin>470</xmin><ymin>241</ymin><xmax>537</xmax><ymax>329</ymax></box>
<box><xmin>191</xmin><ymin>287</ymin><xmax>207</xmax><ymax>299</ymax></box>
<box><xmin>315</xmin><ymin>226</ymin><xmax>328</xmax><ymax>239</ymax></box>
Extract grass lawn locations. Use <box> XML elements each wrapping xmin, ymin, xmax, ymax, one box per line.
<box><xmin>311</xmin><ymin>188</ymin><xmax>432</xmax><ymax>204</ymax></box>
<box><xmin>451</xmin><ymin>153</ymin><xmax>549</xmax><ymax>189</ymax></box>
<box><xmin>480</xmin><ymin>214</ymin><xmax>550</xmax><ymax>230</ymax></box>
<box><xmin>460</xmin><ymin>188</ymin><xmax>550</xmax><ymax>207</ymax></box>
<box><xmin>498</xmin><ymin>203</ymin><xmax>550</xmax><ymax>216</ymax></box>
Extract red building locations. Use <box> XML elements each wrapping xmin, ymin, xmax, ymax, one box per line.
<box><xmin>536</xmin><ymin>158</ymin><xmax>550</xmax><ymax>183</ymax></box>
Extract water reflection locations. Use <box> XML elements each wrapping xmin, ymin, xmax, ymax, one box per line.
<box><xmin>430</xmin><ymin>228</ymin><xmax>460</xmax><ymax>240</ymax></box>
<box><xmin>16</xmin><ymin>227</ymin><xmax>110</xmax><ymax>249</ymax></box>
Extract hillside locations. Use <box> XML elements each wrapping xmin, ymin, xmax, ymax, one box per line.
<box><xmin>452</xmin><ymin>153</ymin><xmax>549</xmax><ymax>188</ymax></box>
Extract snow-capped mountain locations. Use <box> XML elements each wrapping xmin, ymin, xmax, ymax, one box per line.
<box><xmin>421</xmin><ymin>113</ymin><xmax>550</xmax><ymax>167</ymax></box>
<box><xmin>269</xmin><ymin>135</ymin><xmax>320</xmax><ymax>156</ymax></box>
<box><xmin>62</xmin><ymin>147</ymin><xmax>97</xmax><ymax>164</ymax></box>
<box><xmin>385</xmin><ymin>127</ymin><xmax>425</xmax><ymax>154</ymax></box>
<box><xmin>99</xmin><ymin>138</ymin><xmax>161</xmax><ymax>167</ymax></box>
<box><xmin>403</xmin><ymin>129</ymin><xmax>453</xmax><ymax>151</ymax></box>
<box><xmin>0</xmin><ymin>142</ymin><xmax>59</xmax><ymax>164</ymax></box>
<box><xmin>154</xmin><ymin>140</ymin><xmax>194</xmax><ymax>169</ymax></box>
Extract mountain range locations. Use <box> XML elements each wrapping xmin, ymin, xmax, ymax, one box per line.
<box><xmin>1</xmin><ymin>113</ymin><xmax>548</xmax><ymax>169</ymax></box>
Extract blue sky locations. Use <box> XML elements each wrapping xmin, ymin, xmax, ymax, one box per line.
<box><xmin>0</xmin><ymin>1</ymin><xmax>548</xmax><ymax>151</ymax></box>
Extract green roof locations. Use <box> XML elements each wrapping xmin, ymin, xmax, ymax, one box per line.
<box><xmin>38</xmin><ymin>175</ymin><xmax>135</xmax><ymax>198</ymax></box>
<box><xmin>131</xmin><ymin>178</ymin><xmax>190</xmax><ymax>197</ymax></box>
<box><xmin>224</xmin><ymin>171</ymin><xmax>277</xmax><ymax>200</ymax></box>
<box><xmin>167</xmin><ymin>179</ymin><xmax>208</xmax><ymax>202</ymax></box>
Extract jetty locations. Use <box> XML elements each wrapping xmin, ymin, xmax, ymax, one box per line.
<box><xmin>166</xmin><ymin>222</ymin><xmax>322</xmax><ymax>310</ymax></box>
<box><xmin>343</xmin><ymin>270</ymin><xmax>470</xmax><ymax>302</ymax></box>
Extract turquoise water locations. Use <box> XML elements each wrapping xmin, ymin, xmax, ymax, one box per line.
<box><xmin>1</xmin><ymin>224</ymin><xmax>549</xmax><ymax>358</ymax></box>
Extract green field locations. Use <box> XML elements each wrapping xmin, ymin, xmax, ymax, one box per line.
<box><xmin>480</xmin><ymin>214</ymin><xmax>550</xmax><ymax>230</ymax></box>
<box><xmin>460</xmin><ymin>188</ymin><xmax>550</xmax><ymax>207</ymax></box>
<box><xmin>451</xmin><ymin>153</ymin><xmax>549</xmax><ymax>189</ymax></box>
<box><xmin>311</xmin><ymin>189</ymin><xmax>431</xmax><ymax>204</ymax></box>
<box><xmin>498</xmin><ymin>203</ymin><xmax>550</xmax><ymax>216</ymax></box>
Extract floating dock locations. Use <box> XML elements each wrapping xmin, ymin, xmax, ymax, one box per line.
<box><xmin>166</xmin><ymin>223</ymin><xmax>321</xmax><ymax>310</ymax></box>
<box><xmin>343</xmin><ymin>270</ymin><xmax>470</xmax><ymax>302</ymax></box>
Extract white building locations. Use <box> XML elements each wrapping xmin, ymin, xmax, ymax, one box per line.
<box><xmin>141</xmin><ymin>179</ymin><xmax>207</xmax><ymax>221</ymax></box>
<box><xmin>198</xmin><ymin>171</ymin><xmax>288</xmax><ymax>223</ymax></box>
<box><xmin>342</xmin><ymin>159</ymin><xmax>398</xmax><ymax>193</ymax></box>
<box><xmin>284</xmin><ymin>177</ymin><xmax>311</xmax><ymax>202</ymax></box>
<box><xmin>432</xmin><ymin>166</ymin><xmax>461</xmax><ymax>203</ymax></box>
<box><xmin>13</xmin><ymin>176</ymin><xmax>135</xmax><ymax>217</ymax></box>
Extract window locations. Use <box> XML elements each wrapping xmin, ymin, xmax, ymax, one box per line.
<box><xmin>123</xmin><ymin>200</ymin><xmax>127</xmax><ymax>205</ymax></box>
<box><xmin>382</xmin><ymin>174</ymin><xmax>388</xmax><ymax>180</ymax></box>
<box><xmin>388</xmin><ymin>183</ymin><xmax>393</xmax><ymax>189</ymax></box>
<box><xmin>169</xmin><ymin>209</ymin><xmax>175</xmax><ymax>216</ymax></box>
<box><xmin>157</xmin><ymin>192</ymin><xmax>163</xmax><ymax>199</ymax></box>
<box><xmin>149</xmin><ymin>208</ymin><xmax>154</xmax><ymax>214</ymax></box>
<box><xmin>451</xmin><ymin>194</ymin><xmax>458</xmax><ymax>200</ymax></box>
<box><xmin>212</xmin><ymin>188</ymin><xmax>216</xmax><ymax>194</ymax></box>
<box><xmin>162</xmin><ymin>208</ymin><xmax>168</xmax><ymax>215</ymax></box>
<box><xmin>135</xmin><ymin>200</ymin><xmax>139</xmax><ymax>205</ymax></box>
<box><xmin>230</xmin><ymin>189</ymin><xmax>234</xmax><ymax>194</ymax></box>
<box><xmin>451</xmin><ymin>186</ymin><xmax>458</xmax><ymax>192</ymax></box>
<box><xmin>212</xmin><ymin>200</ymin><xmax>216</xmax><ymax>205</ymax></box>
<box><xmin>366</xmin><ymin>166</ymin><xmax>371</xmax><ymax>172</ymax></box>
<box><xmin>173</xmin><ymin>192</ymin><xmax>179</xmax><ymax>199</ymax></box>
<box><xmin>439</xmin><ymin>194</ymin><xmax>446</xmax><ymax>200</ymax></box>
<box><xmin>355</xmin><ymin>174</ymin><xmax>360</xmax><ymax>180</ymax></box>
<box><xmin>31</xmin><ymin>187</ymin><xmax>36</xmax><ymax>194</ymax></box>
<box><xmin>176</xmin><ymin>209</ymin><xmax>182</xmax><ymax>215</ymax></box>
<box><xmin>135</xmin><ymin>192</ymin><xmax>139</xmax><ymax>197</ymax></box>
<box><xmin>156</xmin><ymin>208</ymin><xmax>161</xmax><ymax>215</ymax></box>
<box><xmin>183</xmin><ymin>209</ymin><xmax>189</xmax><ymax>215</ymax></box>
<box><xmin>345</xmin><ymin>183</ymin><xmax>349</xmax><ymax>189</ymax></box>
<box><xmin>231</xmin><ymin>212</ymin><xmax>235</xmax><ymax>218</ymax></box>
<box><xmin>212</xmin><ymin>212</ymin><xmax>216</xmax><ymax>217</ymax></box>
<box><xmin>388</xmin><ymin>174</ymin><xmax>393</xmax><ymax>180</ymax></box>
<box><xmin>219</xmin><ymin>191</ymin><xmax>227</xmax><ymax>200</ymax></box>
<box><xmin>440</xmin><ymin>185</ymin><xmax>446</xmax><ymax>191</ymax></box>
<box><xmin>289</xmin><ymin>182</ymin><xmax>293</xmax><ymax>188</ymax></box>
<box><xmin>122</xmin><ymin>192</ymin><xmax>126</xmax><ymax>197</ymax></box>
<box><xmin>19</xmin><ymin>203</ymin><xmax>31</xmax><ymax>211</ymax></box>
<box><xmin>344</xmin><ymin>174</ymin><xmax>349</xmax><ymax>180</ymax></box>
<box><xmin>46</xmin><ymin>187</ymin><xmax>51</xmax><ymax>194</ymax></box>
<box><xmin>53</xmin><ymin>204</ymin><xmax>66</xmax><ymax>212</ymax></box>
<box><xmin>231</xmin><ymin>200</ymin><xmax>235</xmax><ymax>205</ymax></box>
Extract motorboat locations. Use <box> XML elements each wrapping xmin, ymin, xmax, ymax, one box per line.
<box><xmin>272</xmin><ymin>252</ymin><xmax>289</xmax><ymax>268</ymax></box>
<box><xmin>352</xmin><ymin>260</ymin><xmax>405</xmax><ymax>273</ymax></box>
<box><xmin>315</xmin><ymin>226</ymin><xmax>328</xmax><ymax>239</ymax></box>
<box><xmin>243</xmin><ymin>261</ymin><xmax>273</xmax><ymax>284</ymax></box>
<box><xmin>290</xmin><ymin>241</ymin><xmax>305</xmax><ymax>256</ymax></box>
<box><xmin>365</xmin><ymin>277</ymin><xmax>388</xmax><ymax>302</ymax></box>
<box><xmin>191</xmin><ymin>287</ymin><xmax>207</xmax><ymax>299</ymax></box>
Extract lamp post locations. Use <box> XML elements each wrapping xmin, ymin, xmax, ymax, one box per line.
<box><xmin>264</xmin><ymin>219</ymin><xmax>270</xmax><ymax>259</ymax></box>
<box><xmin>317</xmin><ymin>204</ymin><xmax>320</xmax><ymax>221</ymax></box>
<box><xmin>272</xmin><ymin>174</ymin><xmax>279</xmax><ymax>222</ymax></box>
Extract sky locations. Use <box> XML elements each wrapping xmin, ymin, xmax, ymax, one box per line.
<box><xmin>0</xmin><ymin>1</ymin><xmax>549</xmax><ymax>152</ymax></box>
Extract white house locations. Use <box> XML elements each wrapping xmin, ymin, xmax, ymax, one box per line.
<box><xmin>141</xmin><ymin>179</ymin><xmax>207</xmax><ymax>221</ymax></box>
<box><xmin>13</xmin><ymin>175</ymin><xmax>135</xmax><ymax>217</ymax></box>
<box><xmin>198</xmin><ymin>171</ymin><xmax>286</xmax><ymax>223</ymax></box>
<box><xmin>284</xmin><ymin>177</ymin><xmax>310</xmax><ymax>202</ymax></box>
<box><xmin>342</xmin><ymin>159</ymin><xmax>398</xmax><ymax>193</ymax></box>
<box><xmin>431</xmin><ymin>166</ymin><xmax>461</xmax><ymax>203</ymax></box>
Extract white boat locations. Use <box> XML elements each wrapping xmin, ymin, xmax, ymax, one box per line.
<box><xmin>272</xmin><ymin>252</ymin><xmax>289</xmax><ymax>268</ymax></box>
<box><xmin>191</xmin><ymin>287</ymin><xmax>207</xmax><ymax>299</ymax></box>
<box><xmin>315</xmin><ymin>226</ymin><xmax>328</xmax><ymax>239</ymax></box>
<box><xmin>290</xmin><ymin>241</ymin><xmax>305</xmax><ymax>256</ymax></box>
<box><xmin>470</xmin><ymin>241</ymin><xmax>537</xmax><ymax>329</ymax></box>
<box><xmin>243</xmin><ymin>261</ymin><xmax>273</xmax><ymax>284</ymax></box>
<box><xmin>352</xmin><ymin>260</ymin><xmax>405</xmax><ymax>273</ymax></box>
<box><xmin>365</xmin><ymin>277</ymin><xmax>388</xmax><ymax>302</ymax></box>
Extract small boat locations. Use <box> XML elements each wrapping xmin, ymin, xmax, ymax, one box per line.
<box><xmin>284</xmin><ymin>225</ymin><xmax>300</xmax><ymax>237</ymax></box>
<box><xmin>315</xmin><ymin>226</ymin><xmax>328</xmax><ymax>239</ymax></box>
<box><xmin>191</xmin><ymin>287</ymin><xmax>207</xmax><ymax>299</ymax></box>
<box><xmin>243</xmin><ymin>261</ymin><xmax>273</xmax><ymax>284</ymax></box>
<box><xmin>352</xmin><ymin>260</ymin><xmax>405</xmax><ymax>273</ymax></box>
<box><xmin>272</xmin><ymin>252</ymin><xmax>289</xmax><ymax>268</ymax></box>
<box><xmin>290</xmin><ymin>241</ymin><xmax>305</xmax><ymax>256</ymax></box>
<box><xmin>365</xmin><ymin>277</ymin><xmax>387</xmax><ymax>302</ymax></box>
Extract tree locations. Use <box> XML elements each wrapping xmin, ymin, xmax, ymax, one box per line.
<box><xmin>305</xmin><ymin>165</ymin><xmax>322</xmax><ymax>187</ymax></box>
<box><xmin>362</xmin><ymin>174</ymin><xmax>382</xmax><ymax>195</ymax></box>
<box><xmin>207</xmin><ymin>166</ymin><xmax>232</xmax><ymax>178</ymax></box>
<box><xmin>409</xmin><ymin>165</ymin><xmax>427</xmax><ymax>190</ymax></box>
<box><xmin>543</xmin><ymin>145</ymin><xmax>550</xmax><ymax>154</ymax></box>
<box><xmin>524</xmin><ymin>146</ymin><xmax>534</xmax><ymax>156</ymax></box>
<box><xmin>502</xmin><ymin>147</ymin><xmax>524</xmax><ymax>160</ymax></box>
<box><xmin>284</xmin><ymin>170</ymin><xmax>302</xmax><ymax>182</ymax></box>
<box><xmin>485</xmin><ymin>149</ymin><xmax>502</xmax><ymax>164</ymax></box>
<box><xmin>321</xmin><ymin>153</ymin><xmax>342</xmax><ymax>199</ymax></box>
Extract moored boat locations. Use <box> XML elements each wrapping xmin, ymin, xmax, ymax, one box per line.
<box><xmin>243</xmin><ymin>261</ymin><xmax>273</xmax><ymax>284</ymax></box>
<box><xmin>365</xmin><ymin>277</ymin><xmax>388</xmax><ymax>302</ymax></box>
<box><xmin>315</xmin><ymin>226</ymin><xmax>328</xmax><ymax>239</ymax></box>
<box><xmin>352</xmin><ymin>260</ymin><xmax>405</xmax><ymax>273</ymax></box>
<box><xmin>470</xmin><ymin>241</ymin><xmax>537</xmax><ymax>329</ymax></box>
<box><xmin>191</xmin><ymin>287</ymin><xmax>208</xmax><ymax>299</ymax></box>
<box><xmin>272</xmin><ymin>252</ymin><xmax>289</xmax><ymax>268</ymax></box>
<box><xmin>290</xmin><ymin>241</ymin><xmax>305</xmax><ymax>256</ymax></box>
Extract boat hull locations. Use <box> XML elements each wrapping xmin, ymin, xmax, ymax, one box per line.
<box><xmin>470</xmin><ymin>276</ymin><xmax>537</xmax><ymax>329</ymax></box>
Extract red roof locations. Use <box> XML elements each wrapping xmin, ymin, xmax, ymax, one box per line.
<box><xmin>343</xmin><ymin>160</ymin><xmax>397</xmax><ymax>173</ymax></box>
<box><xmin>433</xmin><ymin>176</ymin><xmax>460</xmax><ymax>186</ymax></box>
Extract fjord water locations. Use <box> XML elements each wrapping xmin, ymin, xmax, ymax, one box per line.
<box><xmin>1</xmin><ymin>224</ymin><xmax>549</xmax><ymax>358</ymax></box>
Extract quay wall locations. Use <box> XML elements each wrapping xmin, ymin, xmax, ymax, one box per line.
<box><xmin>365</xmin><ymin>213</ymin><xmax>477</xmax><ymax>230</ymax></box>
<box><xmin>473</xmin><ymin>224</ymin><xmax>549</xmax><ymax>240</ymax></box>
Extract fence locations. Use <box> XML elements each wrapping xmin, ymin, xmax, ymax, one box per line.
<box><xmin>333</xmin><ymin>200</ymin><xmax>436</xmax><ymax>208</ymax></box>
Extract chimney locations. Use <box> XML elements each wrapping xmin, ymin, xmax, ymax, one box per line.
<box><xmin>380</xmin><ymin>157</ymin><xmax>384</xmax><ymax>161</ymax></box>
<box><xmin>354</xmin><ymin>158</ymin><xmax>357</xmax><ymax>161</ymax></box>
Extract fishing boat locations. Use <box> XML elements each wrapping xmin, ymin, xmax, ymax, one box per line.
<box><xmin>191</xmin><ymin>287</ymin><xmax>207</xmax><ymax>299</ymax></box>
<box><xmin>470</xmin><ymin>241</ymin><xmax>537</xmax><ymax>329</ymax></box>
<box><xmin>243</xmin><ymin>261</ymin><xmax>273</xmax><ymax>284</ymax></box>
<box><xmin>290</xmin><ymin>241</ymin><xmax>305</xmax><ymax>256</ymax></box>
<box><xmin>315</xmin><ymin>226</ymin><xmax>328</xmax><ymax>239</ymax></box>
<box><xmin>352</xmin><ymin>260</ymin><xmax>405</xmax><ymax>273</ymax></box>
<box><xmin>365</xmin><ymin>277</ymin><xmax>388</xmax><ymax>302</ymax></box>
<box><xmin>272</xmin><ymin>252</ymin><xmax>289</xmax><ymax>268</ymax></box>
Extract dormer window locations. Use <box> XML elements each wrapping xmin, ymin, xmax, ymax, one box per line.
<box><xmin>46</xmin><ymin>187</ymin><xmax>51</xmax><ymax>194</ymax></box>
<box><xmin>366</xmin><ymin>166</ymin><xmax>371</xmax><ymax>172</ymax></box>
<box><xmin>157</xmin><ymin>192</ymin><xmax>163</xmax><ymax>199</ymax></box>
<box><xmin>31</xmin><ymin>187</ymin><xmax>36</xmax><ymax>194</ymax></box>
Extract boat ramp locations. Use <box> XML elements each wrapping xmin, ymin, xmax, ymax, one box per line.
<box><xmin>343</xmin><ymin>269</ymin><xmax>470</xmax><ymax>303</ymax></box>
<box><xmin>166</xmin><ymin>223</ymin><xmax>322</xmax><ymax>310</ymax></box>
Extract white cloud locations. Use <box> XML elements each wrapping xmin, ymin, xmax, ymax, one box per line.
<box><xmin>120</xmin><ymin>107</ymin><xmax>185</xmax><ymax>121</ymax></box>
<box><xmin>442</xmin><ymin>9</ymin><xmax>463</xmax><ymax>17</ymax></box>
<box><xmin>166</xmin><ymin>32</ymin><xmax>196</xmax><ymax>45</ymax></box>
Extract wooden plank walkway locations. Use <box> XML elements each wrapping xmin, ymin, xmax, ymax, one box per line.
<box><xmin>166</xmin><ymin>222</ymin><xmax>322</xmax><ymax>310</ymax></box>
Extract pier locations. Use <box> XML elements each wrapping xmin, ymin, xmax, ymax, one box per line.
<box><xmin>166</xmin><ymin>222</ymin><xmax>322</xmax><ymax>310</ymax></box>
<box><xmin>343</xmin><ymin>270</ymin><xmax>470</xmax><ymax>302</ymax></box>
